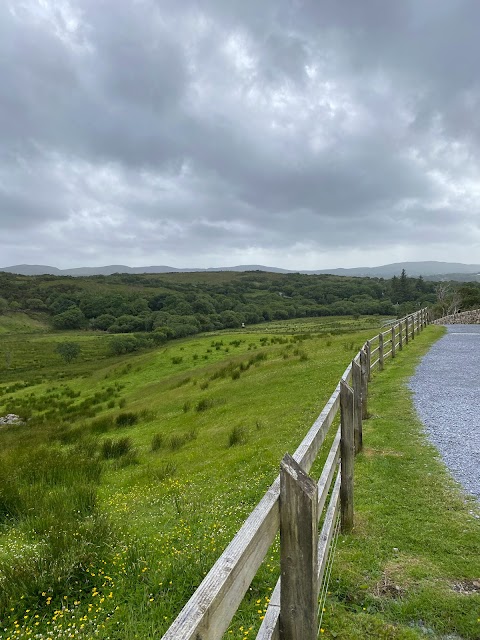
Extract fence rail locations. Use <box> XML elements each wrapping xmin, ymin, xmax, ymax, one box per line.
<box><xmin>162</xmin><ymin>308</ymin><xmax>430</xmax><ymax>640</ymax></box>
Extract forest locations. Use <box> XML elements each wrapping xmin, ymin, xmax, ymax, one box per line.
<box><xmin>1</xmin><ymin>269</ymin><xmax>479</xmax><ymax>348</ymax></box>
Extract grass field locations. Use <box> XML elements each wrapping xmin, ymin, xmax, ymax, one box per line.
<box><xmin>0</xmin><ymin>316</ymin><xmax>478</xmax><ymax>639</ymax></box>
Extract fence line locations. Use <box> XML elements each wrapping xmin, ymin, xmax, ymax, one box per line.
<box><xmin>162</xmin><ymin>308</ymin><xmax>429</xmax><ymax>640</ymax></box>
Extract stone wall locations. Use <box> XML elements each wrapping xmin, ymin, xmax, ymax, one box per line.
<box><xmin>434</xmin><ymin>308</ymin><xmax>480</xmax><ymax>324</ymax></box>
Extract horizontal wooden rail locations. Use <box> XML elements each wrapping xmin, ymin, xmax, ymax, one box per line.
<box><xmin>162</xmin><ymin>308</ymin><xmax>429</xmax><ymax>640</ymax></box>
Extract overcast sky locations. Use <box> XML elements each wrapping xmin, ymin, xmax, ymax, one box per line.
<box><xmin>1</xmin><ymin>0</ymin><xmax>480</xmax><ymax>269</ymax></box>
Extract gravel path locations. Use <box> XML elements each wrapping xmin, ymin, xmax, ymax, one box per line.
<box><xmin>410</xmin><ymin>324</ymin><xmax>480</xmax><ymax>501</ymax></box>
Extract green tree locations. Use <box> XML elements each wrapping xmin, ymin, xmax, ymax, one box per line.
<box><xmin>52</xmin><ymin>306</ymin><xmax>86</xmax><ymax>329</ymax></box>
<box><xmin>0</xmin><ymin>297</ymin><xmax>9</xmax><ymax>314</ymax></box>
<box><xmin>55</xmin><ymin>341</ymin><xmax>81</xmax><ymax>364</ymax></box>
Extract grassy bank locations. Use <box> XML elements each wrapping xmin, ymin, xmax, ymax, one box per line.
<box><xmin>1</xmin><ymin>320</ymin><xmax>478</xmax><ymax>639</ymax></box>
<box><xmin>322</xmin><ymin>325</ymin><xmax>480</xmax><ymax>639</ymax></box>
<box><xmin>0</xmin><ymin>317</ymin><xmax>378</xmax><ymax>639</ymax></box>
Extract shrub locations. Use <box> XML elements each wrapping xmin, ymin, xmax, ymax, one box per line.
<box><xmin>228</xmin><ymin>425</ymin><xmax>247</xmax><ymax>447</ymax></box>
<box><xmin>114</xmin><ymin>449</ymin><xmax>139</xmax><ymax>468</ymax></box>
<box><xmin>101</xmin><ymin>437</ymin><xmax>133</xmax><ymax>459</ymax></box>
<box><xmin>151</xmin><ymin>434</ymin><xmax>164</xmax><ymax>452</ymax></box>
<box><xmin>55</xmin><ymin>342</ymin><xmax>81</xmax><ymax>364</ymax></box>
<box><xmin>168</xmin><ymin>434</ymin><xmax>187</xmax><ymax>451</ymax></box>
<box><xmin>171</xmin><ymin>356</ymin><xmax>183</xmax><ymax>365</ymax></box>
<box><xmin>195</xmin><ymin>398</ymin><xmax>214</xmax><ymax>412</ymax></box>
<box><xmin>115</xmin><ymin>412</ymin><xmax>138</xmax><ymax>427</ymax></box>
<box><xmin>153</xmin><ymin>462</ymin><xmax>176</xmax><ymax>482</ymax></box>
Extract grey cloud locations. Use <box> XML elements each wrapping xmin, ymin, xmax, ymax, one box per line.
<box><xmin>1</xmin><ymin>0</ymin><xmax>480</xmax><ymax>268</ymax></box>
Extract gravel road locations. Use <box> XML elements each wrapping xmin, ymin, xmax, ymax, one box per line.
<box><xmin>410</xmin><ymin>324</ymin><xmax>480</xmax><ymax>501</ymax></box>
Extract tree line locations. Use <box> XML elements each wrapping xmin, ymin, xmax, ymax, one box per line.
<box><xmin>1</xmin><ymin>269</ymin><xmax>479</xmax><ymax>344</ymax></box>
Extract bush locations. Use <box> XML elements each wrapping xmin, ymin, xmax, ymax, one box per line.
<box><xmin>171</xmin><ymin>356</ymin><xmax>183</xmax><ymax>365</ymax></box>
<box><xmin>152</xmin><ymin>462</ymin><xmax>176</xmax><ymax>482</ymax></box>
<box><xmin>151</xmin><ymin>433</ymin><xmax>164</xmax><ymax>452</ymax></box>
<box><xmin>228</xmin><ymin>425</ymin><xmax>247</xmax><ymax>447</ymax></box>
<box><xmin>115</xmin><ymin>412</ymin><xmax>138</xmax><ymax>427</ymax></box>
<box><xmin>109</xmin><ymin>335</ymin><xmax>139</xmax><ymax>355</ymax></box>
<box><xmin>101</xmin><ymin>437</ymin><xmax>133</xmax><ymax>459</ymax></box>
<box><xmin>90</xmin><ymin>416</ymin><xmax>113</xmax><ymax>433</ymax></box>
<box><xmin>55</xmin><ymin>341</ymin><xmax>81</xmax><ymax>364</ymax></box>
<box><xmin>168</xmin><ymin>434</ymin><xmax>187</xmax><ymax>451</ymax></box>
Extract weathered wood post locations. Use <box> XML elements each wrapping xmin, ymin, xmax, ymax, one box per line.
<box><xmin>391</xmin><ymin>326</ymin><xmax>396</xmax><ymax>359</ymax></box>
<box><xmin>398</xmin><ymin>320</ymin><xmax>403</xmax><ymax>350</ymax></box>
<box><xmin>411</xmin><ymin>315</ymin><xmax>415</xmax><ymax>340</ymax></box>
<box><xmin>351</xmin><ymin>360</ymin><xmax>363</xmax><ymax>454</ymax></box>
<box><xmin>405</xmin><ymin>316</ymin><xmax>409</xmax><ymax>344</ymax></box>
<box><xmin>359</xmin><ymin>349</ymin><xmax>369</xmax><ymax>420</ymax></box>
<box><xmin>280</xmin><ymin>454</ymin><xmax>318</xmax><ymax>640</ymax></box>
<box><xmin>340</xmin><ymin>381</ymin><xmax>354</xmax><ymax>533</ymax></box>
<box><xmin>366</xmin><ymin>340</ymin><xmax>372</xmax><ymax>381</ymax></box>
<box><xmin>378</xmin><ymin>332</ymin><xmax>384</xmax><ymax>371</ymax></box>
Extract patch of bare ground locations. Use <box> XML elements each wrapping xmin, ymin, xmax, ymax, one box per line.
<box><xmin>363</xmin><ymin>446</ymin><xmax>404</xmax><ymax>458</ymax></box>
<box><xmin>451</xmin><ymin>579</ymin><xmax>480</xmax><ymax>594</ymax></box>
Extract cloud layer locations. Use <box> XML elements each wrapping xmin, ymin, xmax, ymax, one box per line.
<box><xmin>1</xmin><ymin>0</ymin><xmax>480</xmax><ymax>268</ymax></box>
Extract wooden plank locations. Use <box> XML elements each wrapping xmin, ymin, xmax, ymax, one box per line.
<box><xmin>384</xmin><ymin>348</ymin><xmax>392</xmax><ymax>359</ymax></box>
<box><xmin>391</xmin><ymin>326</ymin><xmax>396</xmax><ymax>358</ymax></box>
<box><xmin>317</xmin><ymin>428</ymin><xmax>341</xmax><ymax>514</ymax></box>
<box><xmin>405</xmin><ymin>316</ymin><xmax>409</xmax><ymax>344</ymax></box>
<box><xmin>341</xmin><ymin>361</ymin><xmax>353</xmax><ymax>385</ymax></box>
<box><xmin>378</xmin><ymin>333</ymin><xmax>384</xmax><ymax>371</ymax></box>
<box><xmin>292</xmin><ymin>387</ymin><xmax>340</xmax><ymax>472</ymax></box>
<box><xmin>162</xmin><ymin>479</ymin><xmax>281</xmax><ymax>640</ymax></box>
<box><xmin>256</xmin><ymin>580</ymin><xmax>280</xmax><ymax>640</ymax></box>
<box><xmin>317</xmin><ymin>472</ymin><xmax>341</xmax><ymax>591</ymax></box>
<box><xmin>280</xmin><ymin>454</ymin><xmax>318</xmax><ymax>640</ymax></box>
<box><xmin>371</xmin><ymin>357</ymin><xmax>380</xmax><ymax>369</ymax></box>
<box><xmin>366</xmin><ymin>340</ymin><xmax>372</xmax><ymax>381</ymax></box>
<box><xmin>370</xmin><ymin>346</ymin><xmax>380</xmax><ymax>356</ymax></box>
<box><xmin>359</xmin><ymin>349</ymin><xmax>368</xmax><ymax>420</ymax></box>
<box><xmin>340</xmin><ymin>382</ymin><xmax>354</xmax><ymax>533</ymax></box>
<box><xmin>398</xmin><ymin>320</ymin><xmax>403</xmax><ymax>350</ymax></box>
<box><xmin>351</xmin><ymin>360</ymin><xmax>362</xmax><ymax>453</ymax></box>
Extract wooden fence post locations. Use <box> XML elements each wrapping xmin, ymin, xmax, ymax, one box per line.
<box><xmin>359</xmin><ymin>349</ymin><xmax>369</xmax><ymax>420</ymax></box>
<box><xmin>391</xmin><ymin>326</ymin><xmax>396</xmax><ymax>359</ymax></box>
<box><xmin>366</xmin><ymin>340</ymin><xmax>372</xmax><ymax>381</ymax></box>
<box><xmin>351</xmin><ymin>360</ymin><xmax>363</xmax><ymax>454</ymax></box>
<box><xmin>411</xmin><ymin>315</ymin><xmax>415</xmax><ymax>340</ymax></box>
<box><xmin>398</xmin><ymin>321</ymin><xmax>403</xmax><ymax>350</ymax></box>
<box><xmin>378</xmin><ymin>333</ymin><xmax>384</xmax><ymax>371</ymax></box>
<box><xmin>405</xmin><ymin>317</ymin><xmax>409</xmax><ymax>344</ymax></box>
<box><xmin>280</xmin><ymin>454</ymin><xmax>318</xmax><ymax>640</ymax></box>
<box><xmin>340</xmin><ymin>381</ymin><xmax>354</xmax><ymax>533</ymax></box>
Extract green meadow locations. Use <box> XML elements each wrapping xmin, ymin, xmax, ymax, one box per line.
<box><xmin>0</xmin><ymin>315</ymin><xmax>479</xmax><ymax>639</ymax></box>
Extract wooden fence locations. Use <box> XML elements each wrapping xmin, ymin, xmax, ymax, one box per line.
<box><xmin>162</xmin><ymin>308</ymin><xmax>430</xmax><ymax>640</ymax></box>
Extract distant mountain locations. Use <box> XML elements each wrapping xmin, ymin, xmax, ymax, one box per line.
<box><xmin>0</xmin><ymin>263</ymin><xmax>291</xmax><ymax>276</ymax></box>
<box><xmin>1</xmin><ymin>261</ymin><xmax>479</xmax><ymax>279</ymax></box>
<box><xmin>309</xmin><ymin>261</ymin><xmax>480</xmax><ymax>277</ymax></box>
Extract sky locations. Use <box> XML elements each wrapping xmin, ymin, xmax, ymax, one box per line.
<box><xmin>1</xmin><ymin>0</ymin><xmax>480</xmax><ymax>270</ymax></box>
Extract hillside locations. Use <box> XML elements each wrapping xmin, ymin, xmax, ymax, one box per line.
<box><xmin>1</xmin><ymin>318</ymin><xmax>478</xmax><ymax>639</ymax></box>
